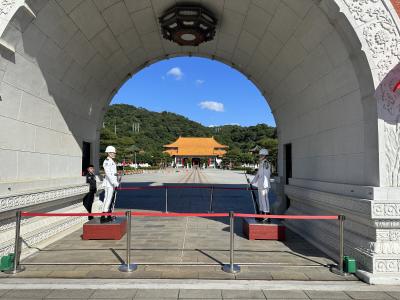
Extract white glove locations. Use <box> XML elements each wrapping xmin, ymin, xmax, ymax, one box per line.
<box><xmin>114</xmin><ymin>182</ymin><xmax>119</xmax><ymax>188</ymax></box>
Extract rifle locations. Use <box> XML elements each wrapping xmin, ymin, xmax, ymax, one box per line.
<box><xmin>244</xmin><ymin>172</ymin><xmax>259</xmax><ymax>214</ymax></box>
<box><xmin>111</xmin><ymin>172</ymin><xmax>123</xmax><ymax>214</ymax></box>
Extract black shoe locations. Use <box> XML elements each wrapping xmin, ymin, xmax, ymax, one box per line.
<box><xmin>100</xmin><ymin>216</ymin><xmax>107</xmax><ymax>223</ymax></box>
<box><xmin>88</xmin><ymin>216</ymin><xmax>93</xmax><ymax>221</ymax></box>
<box><xmin>106</xmin><ymin>216</ymin><xmax>113</xmax><ymax>223</ymax></box>
<box><xmin>262</xmin><ymin>218</ymin><xmax>271</xmax><ymax>223</ymax></box>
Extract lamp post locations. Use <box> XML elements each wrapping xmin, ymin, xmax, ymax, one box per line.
<box><xmin>134</xmin><ymin>152</ymin><xmax>137</xmax><ymax>168</ymax></box>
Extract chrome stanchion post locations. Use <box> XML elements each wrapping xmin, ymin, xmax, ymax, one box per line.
<box><xmin>119</xmin><ymin>210</ymin><xmax>137</xmax><ymax>272</ymax></box>
<box><xmin>208</xmin><ymin>185</ymin><xmax>214</xmax><ymax>213</ymax></box>
<box><xmin>165</xmin><ymin>186</ymin><xmax>168</xmax><ymax>213</ymax></box>
<box><xmin>5</xmin><ymin>211</ymin><xmax>25</xmax><ymax>274</ymax></box>
<box><xmin>222</xmin><ymin>211</ymin><xmax>240</xmax><ymax>274</ymax></box>
<box><xmin>339</xmin><ymin>214</ymin><xmax>345</xmax><ymax>273</ymax></box>
<box><xmin>331</xmin><ymin>214</ymin><xmax>347</xmax><ymax>276</ymax></box>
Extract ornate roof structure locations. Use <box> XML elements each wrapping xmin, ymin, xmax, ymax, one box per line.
<box><xmin>164</xmin><ymin>137</ymin><xmax>228</xmax><ymax>157</ymax></box>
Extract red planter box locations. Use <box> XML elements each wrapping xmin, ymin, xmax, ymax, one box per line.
<box><xmin>82</xmin><ymin>217</ymin><xmax>127</xmax><ymax>240</ymax></box>
<box><xmin>242</xmin><ymin>218</ymin><xmax>286</xmax><ymax>240</ymax></box>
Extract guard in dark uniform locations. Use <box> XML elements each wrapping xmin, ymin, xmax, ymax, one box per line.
<box><xmin>83</xmin><ymin>164</ymin><xmax>97</xmax><ymax>220</ymax></box>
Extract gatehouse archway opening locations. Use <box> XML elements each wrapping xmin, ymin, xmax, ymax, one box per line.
<box><xmin>103</xmin><ymin>56</ymin><xmax>275</xmax><ymax>176</ymax></box>
<box><xmin>0</xmin><ymin>0</ymin><xmax>398</xmax><ymax>281</ymax></box>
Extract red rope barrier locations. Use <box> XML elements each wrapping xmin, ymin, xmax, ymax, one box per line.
<box><xmin>393</xmin><ymin>80</ymin><xmax>400</xmax><ymax>92</ymax></box>
<box><xmin>131</xmin><ymin>212</ymin><xmax>229</xmax><ymax>217</ymax></box>
<box><xmin>21</xmin><ymin>212</ymin><xmax>125</xmax><ymax>217</ymax></box>
<box><xmin>20</xmin><ymin>211</ymin><xmax>338</xmax><ymax>220</ymax></box>
<box><xmin>234</xmin><ymin>213</ymin><xmax>339</xmax><ymax>220</ymax></box>
<box><xmin>117</xmin><ymin>186</ymin><xmax>165</xmax><ymax>190</ymax></box>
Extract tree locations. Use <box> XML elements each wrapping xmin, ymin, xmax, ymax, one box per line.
<box><xmin>259</xmin><ymin>137</ymin><xmax>278</xmax><ymax>172</ymax></box>
<box><xmin>100</xmin><ymin>104</ymin><xmax>278</xmax><ymax>169</ymax></box>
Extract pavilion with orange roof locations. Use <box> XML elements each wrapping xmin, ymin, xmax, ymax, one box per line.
<box><xmin>164</xmin><ymin>137</ymin><xmax>228</xmax><ymax>167</ymax></box>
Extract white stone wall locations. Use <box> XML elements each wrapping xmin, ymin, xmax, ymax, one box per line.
<box><xmin>0</xmin><ymin>1</ymin><xmax>111</xmax><ymax>189</ymax></box>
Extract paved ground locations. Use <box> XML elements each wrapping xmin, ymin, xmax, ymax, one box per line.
<box><xmin>1</xmin><ymin>169</ymin><xmax>348</xmax><ymax>281</ymax></box>
<box><xmin>4</xmin><ymin>168</ymin><xmax>399</xmax><ymax>298</ymax></box>
<box><xmin>1</xmin><ymin>279</ymin><xmax>400</xmax><ymax>299</ymax></box>
<box><xmin>0</xmin><ymin>287</ymin><xmax>399</xmax><ymax>299</ymax></box>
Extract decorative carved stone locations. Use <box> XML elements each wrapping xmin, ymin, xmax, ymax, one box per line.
<box><xmin>376</xmin><ymin>229</ymin><xmax>400</xmax><ymax>240</ymax></box>
<box><xmin>375</xmin><ymin>220</ymin><xmax>400</xmax><ymax>228</ymax></box>
<box><xmin>375</xmin><ymin>63</ymin><xmax>400</xmax><ymax>186</ymax></box>
<box><xmin>0</xmin><ymin>200</ymin><xmax>88</xmax><ymax>258</ymax></box>
<box><xmin>341</xmin><ymin>0</ymin><xmax>400</xmax><ymax>83</ymax></box>
<box><xmin>0</xmin><ymin>214</ymin><xmax>86</xmax><ymax>257</ymax></box>
<box><xmin>370</xmin><ymin>241</ymin><xmax>400</xmax><ymax>253</ymax></box>
<box><xmin>0</xmin><ymin>185</ymin><xmax>89</xmax><ymax>213</ymax></box>
<box><xmin>373</xmin><ymin>203</ymin><xmax>400</xmax><ymax>217</ymax></box>
<box><xmin>376</xmin><ymin>259</ymin><xmax>400</xmax><ymax>272</ymax></box>
<box><xmin>0</xmin><ymin>0</ymin><xmax>16</xmax><ymax>16</ymax></box>
<box><xmin>0</xmin><ymin>182</ymin><xmax>93</xmax><ymax>258</ymax></box>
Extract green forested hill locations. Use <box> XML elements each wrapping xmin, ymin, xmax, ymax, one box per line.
<box><xmin>100</xmin><ymin>104</ymin><xmax>277</xmax><ymax>166</ymax></box>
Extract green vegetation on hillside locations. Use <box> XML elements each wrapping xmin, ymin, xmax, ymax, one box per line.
<box><xmin>100</xmin><ymin>104</ymin><xmax>278</xmax><ymax>168</ymax></box>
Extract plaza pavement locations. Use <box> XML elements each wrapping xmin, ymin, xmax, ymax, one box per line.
<box><xmin>2</xmin><ymin>169</ymin><xmax>400</xmax><ymax>298</ymax></box>
<box><xmin>0</xmin><ymin>280</ymin><xmax>400</xmax><ymax>299</ymax></box>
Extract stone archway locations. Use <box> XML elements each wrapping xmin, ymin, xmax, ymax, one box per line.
<box><xmin>0</xmin><ymin>0</ymin><xmax>399</xmax><ymax>283</ymax></box>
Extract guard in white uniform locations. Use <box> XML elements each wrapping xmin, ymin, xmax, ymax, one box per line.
<box><xmin>101</xmin><ymin>145</ymin><xmax>119</xmax><ymax>223</ymax></box>
<box><xmin>251</xmin><ymin>149</ymin><xmax>271</xmax><ymax>221</ymax></box>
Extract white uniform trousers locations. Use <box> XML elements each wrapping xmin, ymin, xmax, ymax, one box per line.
<box><xmin>258</xmin><ymin>188</ymin><xmax>270</xmax><ymax>213</ymax></box>
<box><xmin>102</xmin><ymin>186</ymin><xmax>114</xmax><ymax>212</ymax></box>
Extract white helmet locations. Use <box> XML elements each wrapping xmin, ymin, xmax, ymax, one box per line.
<box><xmin>105</xmin><ymin>145</ymin><xmax>116</xmax><ymax>153</ymax></box>
<box><xmin>259</xmin><ymin>148</ymin><xmax>269</xmax><ymax>156</ymax></box>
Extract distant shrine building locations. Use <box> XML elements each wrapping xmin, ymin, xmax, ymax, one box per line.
<box><xmin>164</xmin><ymin>137</ymin><xmax>228</xmax><ymax>167</ymax></box>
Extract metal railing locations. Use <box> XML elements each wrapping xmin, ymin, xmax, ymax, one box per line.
<box><xmin>7</xmin><ymin>210</ymin><xmax>346</xmax><ymax>276</ymax></box>
<box><xmin>116</xmin><ymin>185</ymin><xmax>259</xmax><ymax>214</ymax></box>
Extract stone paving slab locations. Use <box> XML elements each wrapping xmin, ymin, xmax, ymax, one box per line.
<box><xmin>89</xmin><ymin>289</ymin><xmax>137</xmax><ymax>298</ymax></box>
<box><xmin>345</xmin><ymin>291</ymin><xmax>396</xmax><ymax>299</ymax></box>
<box><xmin>388</xmin><ymin>292</ymin><xmax>400</xmax><ymax>300</ymax></box>
<box><xmin>221</xmin><ymin>289</ymin><xmax>266</xmax><ymax>298</ymax></box>
<box><xmin>45</xmin><ymin>289</ymin><xmax>95</xmax><ymax>298</ymax></box>
<box><xmin>0</xmin><ymin>292</ymin><xmax>8</xmax><ymax>297</ymax></box>
<box><xmin>1</xmin><ymin>289</ymin><xmax>52</xmax><ymax>298</ymax></box>
<box><xmin>263</xmin><ymin>289</ymin><xmax>309</xmax><ymax>299</ymax></box>
<box><xmin>0</xmin><ymin>287</ymin><xmax>400</xmax><ymax>299</ymax></box>
<box><xmin>134</xmin><ymin>289</ymin><xmax>179</xmax><ymax>298</ymax></box>
<box><xmin>304</xmin><ymin>290</ymin><xmax>352</xmax><ymax>299</ymax></box>
<box><xmin>178</xmin><ymin>289</ymin><xmax>222</xmax><ymax>298</ymax></box>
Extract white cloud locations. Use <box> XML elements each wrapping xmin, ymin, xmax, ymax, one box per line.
<box><xmin>195</xmin><ymin>79</ymin><xmax>205</xmax><ymax>86</ymax></box>
<box><xmin>166</xmin><ymin>67</ymin><xmax>184</xmax><ymax>80</ymax></box>
<box><xmin>199</xmin><ymin>101</ymin><xmax>225</xmax><ymax>112</ymax></box>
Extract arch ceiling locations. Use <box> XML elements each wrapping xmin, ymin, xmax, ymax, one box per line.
<box><xmin>0</xmin><ymin>0</ymin><xmax>398</xmax><ymax>187</ymax></box>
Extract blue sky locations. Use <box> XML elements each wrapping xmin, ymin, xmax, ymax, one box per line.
<box><xmin>111</xmin><ymin>57</ymin><xmax>275</xmax><ymax>127</ymax></box>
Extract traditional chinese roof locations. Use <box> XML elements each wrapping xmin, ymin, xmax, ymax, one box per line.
<box><xmin>249</xmin><ymin>145</ymin><xmax>261</xmax><ymax>153</ymax></box>
<box><xmin>164</xmin><ymin>137</ymin><xmax>228</xmax><ymax>157</ymax></box>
